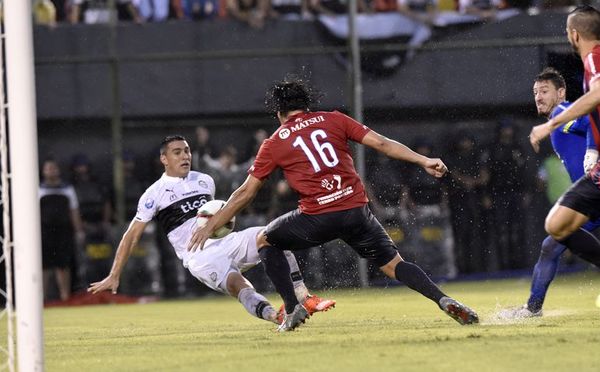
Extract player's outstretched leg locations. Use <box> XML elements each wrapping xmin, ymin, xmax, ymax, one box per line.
<box><xmin>392</xmin><ymin>260</ymin><xmax>479</xmax><ymax>325</ymax></box>
<box><xmin>523</xmin><ymin>236</ymin><xmax>565</xmax><ymax>316</ymax></box>
<box><xmin>226</xmin><ymin>272</ymin><xmax>278</xmax><ymax>324</ymax></box>
<box><xmin>237</xmin><ymin>287</ymin><xmax>279</xmax><ymax>324</ymax></box>
<box><xmin>439</xmin><ymin>297</ymin><xmax>479</xmax><ymax>325</ymax></box>
<box><xmin>500</xmin><ymin>236</ymin><xmax>565</xmax><ymax>320</ymax></box>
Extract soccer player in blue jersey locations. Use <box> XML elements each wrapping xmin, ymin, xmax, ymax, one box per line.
<box><xmin>504</xmin><ymin>67</ymin><xmax>600</xmax><ymax>318</ymax></box>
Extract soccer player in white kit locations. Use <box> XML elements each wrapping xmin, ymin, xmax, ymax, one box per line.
<box><xmin>88</xmin><ymin>135</ymin><xmax>334</xmax><ymax>325</ymax></box>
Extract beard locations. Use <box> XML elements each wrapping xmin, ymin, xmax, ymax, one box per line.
<box><xmin>569</xmin><ymin>38</ymin><xmax>580</xmax><ymax>55</ymax></box>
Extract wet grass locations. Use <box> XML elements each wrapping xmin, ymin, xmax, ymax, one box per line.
<box><xmin>4</xmin><ymin>271</ymin><xmax>600</xmax><ymax>371</ymax></box>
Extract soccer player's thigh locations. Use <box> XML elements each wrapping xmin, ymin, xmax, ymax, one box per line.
<box><xmin>547</xmin><ymin>177</ymin><xmax>600</xmax><ymax>239</ymax></box>
<box><xmin>342</xmin><ymin>206</ymin><xmax>399</xmax><ymax>277</ymax></box>
<box><xmin>262</xmin><ymin>209</ymin><xmax>335</xmax><ymax>250</ymax></box>
<box><xmin>186</xmin><ymin>235</ymin><xmax>247</xmax><ymax>294</ymax></box>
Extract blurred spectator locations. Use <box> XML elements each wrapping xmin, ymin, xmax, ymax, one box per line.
<box><xmin>237</xmin><ymin>129</ymin><xmax>273</xmax><ymax>226</ymax></box>
<box><xmin>400</xmin><ymin>139</ymin><xmax>457</xmax><ymax>278</ymax></box>
<box><xmin>69</xmin><ymin>0</ymin><xmax>142</xmax><ymax>24</ymax></box>
<box><xmin>444</xmin><ymin>132</ymin><xmax>490</xmax><ymax>274</ymax></box>
<box><xmin>122</xmin><ymin>150</ymin><xmax>147</xmax><ymax>219</ymax></box>
<box><xmin>487</xmin><ymin>120</ymin><xmax>529</xmax><ymax>270</ymax></box>
<box><xmin>49</xmin><ymin>0</ymin><xmax>69</xmax><ymax>22</ymax></box>
<box><xmin>241</xmin><ymin>128</ymin><xmax>268</xmax><ymax>166</ymax></box>
<box><xmin>137</xmin><ymin>0</ymin><xmax>170</xmax><ymax>21</ymax></box>
<box><xmin>191</xmin><ymin>126</ymin><xmax>217</xmax><ymax>171</ymax></box>
<box><xmin>33</xmin><ymin>0</ymin><xmax>57</xmax><ymax>27</ymax></box>
<box><xmin>208</xmin><ymin>145</ymin><xmax>246</xmax><ymax>199</ymax></box>
<box><xmin>226</xmin><ymin>0</ymin><xmax>269</xmax><ymax>28</ymax></box>
<box><xmin>458</xmin><ymin>0</ymin><xmax>521</xmax><ymax>22</ymax></box>
<box><xmin>70</xmin><ymin>154</ymin><xmax>112</xmax><ymax>233</ymax></box>
<box><xmin>537</xmin><ymin>152</ymin><xmax>571</xmax><ymax>206</ymax></box>
<box><xmin>269</xmin><ymin>0</ymin><xmax>310</xmax><ymax>20</ymax></box>
<box><xmin>365</xmin><ymin>150</ymin><xmax>404</xmax><ymax>225</ymax></box>
<box><xmin>311</xmin><ymin>0</ymin><xmax>369</xmax><ymax>15</ymax></box>
<box><xmin>185</xmin><ymin>0</ymin><xmax>223</xmax><ymax>19</ymax></box>
<box><xmin>70</xmin><ymin>154</ymin><xmax>113</xmax><ymax>285</ymax></box>
<box><xmin>39</xmin><ymin>157</ymin><xmax>84</xmax><ymax>301</ymax></box>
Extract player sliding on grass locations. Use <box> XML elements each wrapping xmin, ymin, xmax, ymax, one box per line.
<box><xmin>88</xmin><ymin>135</ymin><xmax>334</xmax><ymax>326</ymax></box>
<box><xmin>188</xmin><ymin>76</ymin><xmax>479</xmax><ymax>331</ymax></box>
<box><xmin>500</xmin><ymin>68</ymin><xmax>600</xmax><ymax>319</ymax></box>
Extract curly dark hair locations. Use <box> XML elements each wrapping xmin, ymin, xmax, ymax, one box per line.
<box><xmin>264</xmin><ymin>75</ymin><xmax>322</xmax><ymax>116</ymax></box>
<box><xmin>534</xmin><ymin>67</ymin><xmax>566</xmax><ymax>90</ymax></box>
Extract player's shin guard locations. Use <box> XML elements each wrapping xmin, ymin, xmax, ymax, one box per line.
<box><xmin>560</xmin><ymin>228</ymin><xmax>600</xmax><ymax>267</ymax></box>
<box><xmin>237</xmin><ymin>287</ymin><xmax>277</xmax><ymax>322</ymax></box>
<box><xmin>528</xmin><ymin>236</ymin><xmax>566</xmax><ymax>312</ymax></box>
<box><xmin>259</xmin><ymin>246</ymin><xmax>300</xmax><ymax>314</ymax></box>
<box><xmin>394</xmin><ymin>261</ymin><xmax>445</xmax><ymax>304</ymax></box>
<box><xmin>283</xmin><ymin>250</ymin><xmax>310</xmax><ymax>301</ymax></box>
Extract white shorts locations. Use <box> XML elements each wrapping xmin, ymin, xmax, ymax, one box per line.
<box><xmin>185</xmin><ymin>226</ymin><xmax>263</xmax><ymax>294</ymax></box>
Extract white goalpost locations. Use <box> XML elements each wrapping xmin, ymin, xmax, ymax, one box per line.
<box><xmin>2</xmin><ymin>0</ymin><xmax>45</xmax><ymax>371</ymax></box>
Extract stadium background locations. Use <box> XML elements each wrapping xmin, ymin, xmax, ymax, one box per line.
<box><xmin>7</xmin><ymin>8</ymin><xmax>594</xmax><ymax>301</ymax></box>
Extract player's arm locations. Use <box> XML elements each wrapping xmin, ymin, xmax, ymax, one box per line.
<box><xmin>187</xmin><ymin>175</ymin><xmax>266</xmax><ymax>252</ymax></box>
<box><xmin>530</xmin><ymin>79</ymin><xmax>600</xmax><ymax>152</ymax></box>
<box><xmin>361</xmin><ymin>131</ymin><xmax>448</xmax><ymax>178</ymax></box>
<box><xmin>585</xmin><ymin>122</ymin><xmax>599</xmax><ymax>173</ymax></box>
<box><xmin>88</xmin><ymin>219</ymin><xmax>147</xmax><ymax>294</ymax></box>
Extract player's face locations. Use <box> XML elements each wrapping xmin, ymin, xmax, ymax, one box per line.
<box><xmin>533</xmin><ymin>81</ymin><xmax>563</xmax><ymax>117</ymax></box>
<box><xmin>161</xmin><ymin>140</ymin><xmax>192</xmax><ymax>178</ymax></box>
<box><xmin>566</xmin><ymin>19</ymin><xmax>580</xmax><ymax>55</ymax></box>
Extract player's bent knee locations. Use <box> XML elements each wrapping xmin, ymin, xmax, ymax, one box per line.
<box><xmin>225</xmin><ymin>272</ymin><xmax>252</xmax><ymax>297</ymax></box>
<box><xmin>379</xmin><ymin>254</ymin><xmax>403</xmax><ymax>279</ymax></box>
<box><xmin>544</xmin><ymin>218</ymin><xmax>574</xmax><ymax>241</ymax></box>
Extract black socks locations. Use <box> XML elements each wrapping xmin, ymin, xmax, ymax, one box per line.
<box><xmin>394</xmin><ymin>261</ymin><xmax>446</xmax><ymax>304</ymax></box>
<box><xmin>259</xmin><ymin>246</ymin><xmax>299</xmax><ymax>314</ymax></box>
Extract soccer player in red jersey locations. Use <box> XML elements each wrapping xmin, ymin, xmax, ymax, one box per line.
<box><xmin>189</xmin><ymin>78</ymin><xmax>479</xmax><ymax>331</ymax></box>
<box><xmin>529</xmin><ymin>6</ymin><xmax>600</xmax><ymax>271</ymax></box>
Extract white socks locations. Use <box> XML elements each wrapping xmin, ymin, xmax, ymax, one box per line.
<box><xmin>237</xmin><ymin>287</ymin><xmax>277</xmax><ymax>323</ymax></box>
<box><xmin>283</xmin><ymin>250</ymin><xmax>310</xmax><ymax>302</ymax></box>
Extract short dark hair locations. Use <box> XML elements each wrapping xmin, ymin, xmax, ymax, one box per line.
<box><xmin>534</xmin><ymin>67</ymin><xmax>566</xmax><ymax>90</ymax></box>
<box><xmin>160</xmin><ymin>135</ymin><xmax>187</xmax><ymax>154</ymax></box>
<box><xmin>265</xmin><ymin>75</ymin><xmax>322</xmax><ymax>115</ymax></box>
<box><xmin>569</xmin><ymin>5</ymin><xmax>600</xmax><ymax>40</ymax></box>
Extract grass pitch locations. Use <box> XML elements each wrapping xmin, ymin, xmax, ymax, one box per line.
<box><xmin>11</xmin><ymin>272</ymin><xmax>600</xmax><ymax>371</ymax></box>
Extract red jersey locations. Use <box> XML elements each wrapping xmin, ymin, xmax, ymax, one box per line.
<box><xmin>249</xmin><ymin>110</ymin><xmax>371</xmax><ymax>214</ymax></box>
<box><xmin>583</xmin><ymin>44</ymin><xmax>600</xmax><ymax>151</ymax></box>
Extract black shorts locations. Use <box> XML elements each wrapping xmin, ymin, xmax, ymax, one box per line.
<box><xmin>264</xmin><ymin>205</ymin><xmax>398</xmax><ymax>267</ymax></box>
<box><xmin>558</xmin><ymin>175</ymin><xmax>600</xmax><ymax>221</ymax></box>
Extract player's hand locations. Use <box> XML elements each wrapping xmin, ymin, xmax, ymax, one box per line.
<box><xmin>584</xmin><ymin>149</ymin><xmax>599</xmax><ymax>174</ymax></box>
<box><xmin>88</xmin><ymin>275</ymin><xmax>119</xmax><ymax>295</ymax></box>
<box><xmin>529</xmin><ymin>123</ymin><xmax>552</xmax><ymax>153</ymax></box>
<box><xmin>422</xmin><ymin>157</ymin><xmax>448</xmax><ymax>178</ymax></box>
<box><xmin>187</xmin><ymin>225</ymin><xmax>211</xmax><ymax>252</ymax></box>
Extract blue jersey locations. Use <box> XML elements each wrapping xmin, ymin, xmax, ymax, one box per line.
<box><xmin>550</xmin><ymin>102</ymin><xmax>595</xmax><ymax>182</ymax></box>
<box><xmin>549</xmin><ymin>102</ymin><xmax>600</xmax><ymax>231</ymax></box>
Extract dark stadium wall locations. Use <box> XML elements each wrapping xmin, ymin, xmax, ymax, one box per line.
<box><xmin>34</xmin><ymin>12</ymin><xmax>569</xmax><ymax>120</ymax></box>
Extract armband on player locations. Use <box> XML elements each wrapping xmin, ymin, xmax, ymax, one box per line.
<box><xmin>584</xmin><ymin>149</ymin><xmax>599</xmax><ymax>174</ymax></box>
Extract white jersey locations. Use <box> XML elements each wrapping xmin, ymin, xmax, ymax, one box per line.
<box><xmin>135</xmin><ymin>171</ymin><xmax>216</xmax><ymax>264</ymax></box>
